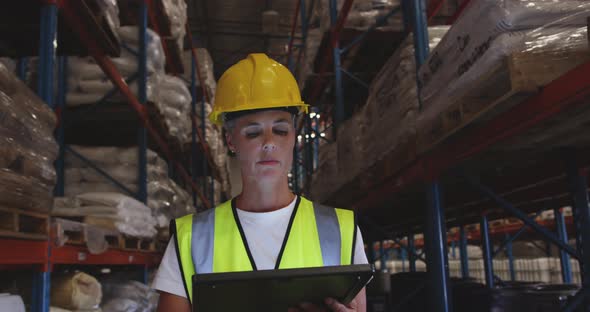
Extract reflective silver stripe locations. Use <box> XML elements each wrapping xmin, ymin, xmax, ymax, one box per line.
<box><xmin>191</xmin><ymin>208</ymin><xmax>215</xmax><ymax>274</ymax></box>
<box><xmin>313</xmin><ymin>203</ymin><xmax>341</xmax><ymax>266</ymax></box>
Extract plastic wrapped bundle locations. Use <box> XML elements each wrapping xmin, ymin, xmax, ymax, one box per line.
<box><xmin>98</xmin><ymin>0</ymin><xmax>120</xmax><ymax>43</ymax></box>
<box><xmin>74</xmin><ymin>192</ymin><xmax>157</xmax><ymax>238</ymax></box>
<box><xmin>161</xmin><ymin>0</ymin><xmax>187</xmax><ymax>51</ymax></box>
<box><xmin>418</xmin><ymin>0</ymin><xmax>590</xmax><ymax>110</ymax></box>
<box><xmin>0</xmin><ymin>294</ymin><xmax>25</xmax><ymax>312</ymax></box>
<box><xmin>315</xmin><ymin>0</ymin><xmax>403</xmax><ymax>32</ymax></box>
<box><xmin>67</xmin><ymin>26</ymin><xmax>165</xmax><ymax>107</ymax></box>
<box><xmin>100</xmin><ymin>280</ymin><xmax>158</xmax><ymax>312</ymax></box>
<box><xmin>152</xmin><ymin>74</ymin><xmax>192</xmax><ymax>144</ymax></box>
<box><xmin>182</xmin><ymin>48</ymin><xmax>217</xmax><ymax>101</ymax></box>
<box><xmin>0</xmin><ymin>62</ymin><xmax>57</xmax><ymax>212</ymax></box>
<box><xmin>51</xmin><ymin>272</ymin><xmax>102</xmax><ymax>311</ymax></box>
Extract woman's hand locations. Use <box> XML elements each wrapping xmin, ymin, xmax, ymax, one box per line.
<box><xmin>288</xmin><ymin>288</ymin><xmax>366</xmax><ymax>312</ymax></box>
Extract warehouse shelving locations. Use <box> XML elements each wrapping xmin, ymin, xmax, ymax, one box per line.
<box><xmin>302</xmin><ymin>0</ymin><xmax>590</xmax><ymax>311</ymax></box>
<box><xmin>0</xmin><ymin>1</ymin><xmax>221</xmax><ymax>311</ymax></box>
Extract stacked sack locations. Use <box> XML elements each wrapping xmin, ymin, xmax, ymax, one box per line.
<box><xmin>161</xmin><ymin>0</ymin><xmax>188</xmax><ymax>55</ymax></box>
<box><xmin>100</xmin><ymin>280</ymin><xmax>158</xmax><ymax>312</ymax></box>
<box><xmin>67</xmin><ymin>26</ymin><xmax>165</xmax><ymax>106</ymax></box>
<box><xmin>417</xmin><ymin>0</ymin><xmax>590</xmax><ymax>139</ymax></box>
<box><xmin>50</xmin><ymin>272</ymin><xmax>102</xmax><ymax>312</ymax></box>
<box><xmin>181</xmin><ymin>48</ymin><xmax>232</xmax><ymax>199</ymax></box>
<box><xmin>67</xmin><ymin>26</ymin><xmax>192</xmax><ymax>146</ymax></box>
<box><xmin>315</xmin><ymin>0</ymin><xmax>403</xmax><ymax>33</ymax></box>
<box><xmin>54</xmin><ymin>192</ymin><xmax>157</xmax><ymax>238</ymax></box>
<box><xmin>311</xmin><ymin>26</ymin><xmax>449</xmax><ymax>202</ymax></box>
<box><xmin>361</xmin><ymin>26</ymin><xmax>449</xmax><ymax>172</ymax></box>
<box><xmin>182</xmin><ymin>48</ymin><xmax>217</xmax><ymax>103</ymax></box>
<box><xmin>0</xmin><ymin>62</ymin><xmax>57</xmax><ymax>212</ymax></box>
<box><xmin>62</xmin><ymin>146</ymin><xmax>193</xmax><ymax>228</ymax></box>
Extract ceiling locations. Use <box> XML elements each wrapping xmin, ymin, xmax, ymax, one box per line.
<box><xmin>187</xmin><ymin>0</ymin><xmax>305</xmax><ymax>78</ymax></box>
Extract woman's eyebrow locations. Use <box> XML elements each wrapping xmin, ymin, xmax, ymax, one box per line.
<box><xmin>273</xmin><ymin>118</ymin><xmax>290</xmax><ymax>124</ymax></box>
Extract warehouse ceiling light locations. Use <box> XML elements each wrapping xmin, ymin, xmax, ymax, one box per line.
<box><xmin>320</xmin><ymin>133</ymin><xmax>326</xmax><ymax>137</ymax></box>
<box><xmin>311</xmin><ymin>133</ymin><xmax>316</xmax><ymax>139</ymax></box>
<box><xmin>310</xmin><ymin>112</ymin><xmax>317</xmax><ymax>118</ymax></box>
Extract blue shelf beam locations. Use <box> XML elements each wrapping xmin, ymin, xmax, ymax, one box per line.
<box><xmin>459</xmin><ymin>226</ymin><xmax>469</xmax><ymax>278</ymax></box>
<box><xmin>555</xmin><ymin>207</ymin><xmax>573</xmax><ymax>284</ymax></box>
<box><xmin>564</xmin><ymin>150</ymin><xmax>590</xmax><ymax>307</ymax></box>
<box><xmin>408</xmin><ymin>233</ymin><xmax>416</xmax><ymax>272</ymax></box>
<box><xmin>137</xmin><ymin>2</ymin><xmax>148</xmax><ymax>204</ymax></box>
<box><xmin>505</xmin><ymin>234</ymin><xmax>516</xmax><ymax>282</ymax></box>
<box><xmin>54</xmin><ymin>56</ymin><xmax>68</xmax><ymax>197</ymax></box>
<box><xmin>17</xmin><ymin>58</ymin><xmax>28</xmax><ymax>82</ymax></box>
<box><xmin>425</xmin><ymin>181</ymin><xmax>452</xmax><ymax>312</ymax></box>
<box><xmin>480</xmin><ymin>214</ymin><xmax>494</xmax><ymax>288</ymax></box>
<box><xmin>38</xmin><ymin>3</ymin><xmax>57</xmax><ymax>109</ymax></box>
<box><xmin>462</xmin><ymin>173</ymin><xmax>581</xmax><ymax>260</ymax></box>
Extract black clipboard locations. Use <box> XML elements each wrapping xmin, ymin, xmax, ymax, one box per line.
<box><xmin>192</xmin><ymin>264</ymin><xmax>374</xmax><ymax>312</ymax></box>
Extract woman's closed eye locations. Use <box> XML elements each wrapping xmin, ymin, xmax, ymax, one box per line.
<box><xmin>273</xmin><ymin>128</ymin><xmax>289</xmax><ymax>136</ymax></box>
<box><xmin>245</xmin><ymin>131</ymin><xmax>261</xmax><ymax>138</ymax></box>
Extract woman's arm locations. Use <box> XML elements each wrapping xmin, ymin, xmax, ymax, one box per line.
<box><xmin>157</xmin><ymin>291</ymin><xmax>191</xmax><ymax>312</ymax></box>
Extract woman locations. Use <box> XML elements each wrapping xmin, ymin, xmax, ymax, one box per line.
<box><xmin>153</xmin><ymin>53</ymin><xmax>368</xmax><ymax>311</ymax></box>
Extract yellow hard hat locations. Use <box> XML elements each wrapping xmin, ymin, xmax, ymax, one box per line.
<box><xmin>209</xmin><ymin>53</ymin><xmax>309</xmax><ymax>125</ymax></box>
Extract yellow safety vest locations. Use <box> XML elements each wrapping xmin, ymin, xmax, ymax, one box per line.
<box><xmin>171</xmin><ymin>196</ymin><xmax>357</xmax><ymax>304</ymax></box>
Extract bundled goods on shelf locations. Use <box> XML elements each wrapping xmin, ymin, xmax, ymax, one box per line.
<box><xmin>53</xmin><ymin>192</ymin><xmax>157</xmax><ymax>238</ymax></box>
<box><xmin>98</xmin><ymin>0</ymin><xmax>121</xmax><ymax>44</ymax></box>
<box><xmin>66</xmin><ymin>26</ymin><xmax>165</xmax><ymax>106</ymax></box>
<box><xmin>363</xmin><ymin>25</ymin><xmax>448</xmax><ymax>170</ymax></box>
<box><xmin>52</xmin><ymin>217</ymin><xmax>120</xmax><ymax>254</ymax></box>
<box><xmin>100</xmin><ymin>280</ymin><xmax>158</xmax><ymax>312</ymax></box>
<box><xmin>63</xmin><ymin>146</ymin><xmax>167</xmax><ymax>196</ymax></box>
<box><xmin>0</xmin><ymin>294</ymin><xmax>25</xmax><ymax>312</ymax></box>
<box><xmin>51</xmin><ymin>272</ymin><xmax>102</xmax><ymax>312</ymax></box>
<box><xmin>152</xmin><ymin>74</ymin><xmax>193</xmax><ymax>145</ymax></box>
<box><xmin>195</xmin><ymin>176</ymin><xmax>223</xmax><ymax>208</ymax></box>
<box><xmin>310</xmin><ymin>27</ymin><xmax>448</xmax><ymax>202</ymax></box>
<box><xmin>310</xmin><ymin>141</ymin><xmax>338</xmax><ymax>203</ymax></box>
<box><xmin>182</xmin><ymin>48</ymin><xmax>217</xmax><ymax>102</ymax></box>
<box><xmin>62</xmin><ymin>146</ymin><xmax>193</xmax><ymax>229</ymax></box>
<box><xmin>66</xmin><ymin>26</ymin><xmax>194</xmax><ymax>145</ymax></box>
<box><xmin>160</xmin><ymin>0</ymin><xmax>187</xmax><ymax>54</ymax></box>
<box><xmin>298</xmin><ymin>28</ymin><xmax>323</xmax><ymax>88</ymax></box>
<box><xmin>315</xmin><ymin>0</ymin><xmax>403</xmax><ymax>32</ymax></box>
<box><xmin>448</xmin><ymin>257</ymin><xmax>583</xmax><ymax>285</ymax></box>
<box><xmin>0</xmin><ymin>62</ymin><xmax>57</xmax><ymax>213</ymax></box>
<box><xmin>416</xmin><ymin>0</ymin><xmax>590</xmax><ymax>152</ymax></box>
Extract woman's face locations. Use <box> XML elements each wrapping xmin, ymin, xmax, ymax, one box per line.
<box><xmin>226</xmin><ymin>110</ymin><xmax>295</xmax><ymax>183</ymax></box>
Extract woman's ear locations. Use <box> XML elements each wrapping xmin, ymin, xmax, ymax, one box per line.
<box><xmin>225</xmin><ymin>129</ymin><xmax>236</xmax><ymax>153</ymax></box>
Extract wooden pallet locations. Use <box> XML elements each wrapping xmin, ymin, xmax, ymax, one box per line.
<box><xmin>0</xmin><ymin>206</ymin><xmax>49</xmax><ymax>240</ymax></box>
<box><xmin>53</xmin><ymin>218</ymin><xmax>155</xmax><ymax>252</ymax></box>
<box><xmin>119</xmin><ymin>236</ymin><xmax>156</xmax><ymax>252</ymax></box>
<box><xmin>417</xmin><ymin>49</ymin><xmax>590</xmax><ymax>154</ymax></box>
<box><xmin>53</xmin><ymin>218</ymin><xmax>120</xmax><ymax>249</ymax></box>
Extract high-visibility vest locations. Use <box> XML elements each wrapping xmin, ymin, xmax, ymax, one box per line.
<box><xmin>171</xmin><ymin>196</ymin><xmax>357</xmax><ymax>304</ymax></box>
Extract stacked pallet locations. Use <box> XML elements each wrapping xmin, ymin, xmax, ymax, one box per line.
<box><xmin>0</xmin><ymin>62</ymin><xmax>57</xmax><ymax>240</ymax></box>
<box><xmin>310</xmin><ymin>26</ymin><xmax>449</xmax><ymax>203</ymax></box>
<box><xmin>416</xmin><ymin>0</ymin><xmax>590</xmax><ymax>152</ymax></box>
<box><xmin>66</xmin><ymin>25</ymin><xmax>193</xmax><ymax>148</ymax></box>
<box><xmin>60</xmin><ymin>145</ymin><xmax>193</xmax><ymax>229</ymax></box>
<box><xmin>182</xmin><ymin>48</ymin><xmax>232</xmax><ymax>199</ymax></box>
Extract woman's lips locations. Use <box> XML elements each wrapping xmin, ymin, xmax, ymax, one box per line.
<box><xmin>258</xmin><ymin>160</ymin><xmax>279</xmax><ymax>165</ymax></box>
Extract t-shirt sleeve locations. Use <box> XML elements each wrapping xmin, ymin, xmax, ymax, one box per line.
<box><xmin>353</xmin><ymin>227</ymin><xmax>369</xmax><ymax>265</ymax></box>
<box><xmin>151</xmin><ymin>235</ymin><xmax>187</xmax><ymax>298</ymax></box>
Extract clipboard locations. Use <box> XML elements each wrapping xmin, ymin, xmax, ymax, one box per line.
<box><xmin>192</xmin><ymin>264</ymin><xmax>374</xmax><ymax>312</ymax></box>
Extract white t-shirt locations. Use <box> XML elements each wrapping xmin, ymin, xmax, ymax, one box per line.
<box><xmin>152</xmin><ymin>196</ymin><xmax>369</xmax><ymax>298</ymax></box>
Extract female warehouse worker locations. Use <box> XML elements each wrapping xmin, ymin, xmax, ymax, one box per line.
<box><xmin>153</xmin><ymin>53</ymin><xmax>368</xmax><ymax>312</ymax></box>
